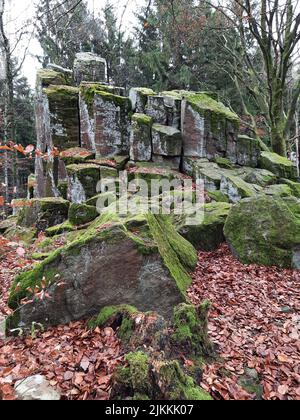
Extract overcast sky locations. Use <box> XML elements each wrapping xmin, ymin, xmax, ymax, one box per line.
<box><xmin>4</xmin><ymin>0</ymin><xmax>140</xmax><ymax>87</ymax></box>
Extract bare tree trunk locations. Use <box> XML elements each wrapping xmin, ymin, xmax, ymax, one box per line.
<box><xmin>0</xmin><ymin>0</ymin><xmax>16</xmax><ymax>207</ymax></box>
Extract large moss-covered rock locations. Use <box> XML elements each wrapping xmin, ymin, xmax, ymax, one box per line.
<box><xmin>152</xmin><ymin>124</ymin><xmax>182</xmax><ymax>157</ymax></box>
<box><xmin>224</xmin><ymin>195</ymin><xmax>300</xmax><ymax>268</ymax></box>
<box><xmin>259</xmin><ymin>152</ymin><xmax>297</xmax><ymax>180</ymax></box>
<box><xmin>178</xmin><ymin>202</ymin><xmax>231</xmax><ymax>251</ymax></box>
<box><xmin>17</xmin><ymin>198</ymin><xmax>70</xmax><ymax>232</ymax></box>
<box><xmin>8</xmin><ymin>213</ymin><xmax>197</xmax><ymax>328</ymax></box>
<box><xmin>129</xmin><ymin>113</ymin><xmax>153</xmax><ymax>161</ymax></box>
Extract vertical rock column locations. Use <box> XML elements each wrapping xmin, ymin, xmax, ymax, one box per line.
<box><xmin>181</xmin><ymin>93</ymin><xmax>240</xmax><ymax>162</ymax></box>
<box><xmin>35</xmin><ymin>69</ymin><xmax>80</xmax><ymax>198</ymax></box>
<box><xmin>80</xmin><ymin>83</ymin><xmax>132</xmax><ymax>158</ymax></box>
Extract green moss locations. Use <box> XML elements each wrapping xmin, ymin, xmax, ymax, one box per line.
<box><xmin>147</xmin><ymin>214</ymin><xmax>196</xmax><ymax>296</ymax></box>
<box><xmin>280</xmin><ymin>179</ymin><xmax>300</xmax><ymax>198</ymax></box>
<box><xmin>44</xmin><ymin>85</ymin><xmax>79</xmax><ymax>99</ymax></box>
<box><xmin>125</xmin><ymin>352</ymin><xmax>150</xmax><ymax>393</ymax></box>
<box><xmin>208</xmin><ymin>190</ymin><xmax>230</xmax><ymax>203</ymax></box>
<box><xmin>178</xmin><ymin>202</ymin><xmax>231</xmax><ymax>251</ymax></box>
<box><xmin>172</xmin><ymin>301</ymin><xmax>212</xmax><ymax>357</ymax></box>
<box><xmin>88</xmin><ymin>305</ymin><xmax>138</xmax><ymax>329</ymax></box>
<box><xmin>132</xmin><ymin>113</ymin><xmax>153</xmax><ymax>126</ymax></box>
<box><xmin>68</xmin><ymin>203</ymin><xmax>99</xmax><ymax>226</ymax></box>
<box><xmin>214</xmin><ymin>157</ymin><xmax>233</xmax><ymax>169</ymax></box>
<box><xmin>157</xmin><ymin>360</ymin><xmax>212</xmax><ymax>400</ymax></box>
<box><xmin>57</xmin><ymin>181</ymin><xmax>68</xmax><ymax>200</ymax></box>
<box><xmin>4</xmin><ymin>226</ymin><xmax>37</xmax><ymax>244</ymax></box>
<box><xmin>264</xmin><ymin>184</ymin><xmax>292</xmax><ymax>197</ymax></box>
<box><xmin>222</xmin><ymin>174</ymin><xmax>257</xmax><ymax>200</ymax></box>
<box><xmin>185</xmin><ymin>92</ymin><xmax>239</xmax><ymax>124</ymax></box>
<box><xmin>36</xmin><ymin>238</ymin><xmax>53</xmax><ymax>250</ymax></box>
<box><xmin>46</xmin><ymin>221</ymin><xmax>75</xmax><ymax>237</ymax></box>
<box><xmin>134</xmin><ymin>87</ymin><xmax>156</xmax><ymax>96</ymax></box>
<box><xmin>80</xmin><ymin>84</ymin><xmax>131</xmax><ymax>116</ymax></box>
<box><xmin>31</xmin><ymin>252</ymin><xmax>51</xmax><ymax>261</ymax></box>
<box><xmin>37</xmin><ymin>69</ymin><xmax>72</xmax><ymax>87</ymax></box>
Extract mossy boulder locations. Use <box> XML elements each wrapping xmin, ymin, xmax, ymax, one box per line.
<box><xmin>85</xmin><ymin>192</ymin><xmax>117</xmax><ymax>208</ymax></box>
<box><xmin>8</xmin><ymin>213</ymin><xmax>197</xmax><ymax>328</ymax></box>
<box><xmin>36</xmin><ymin>69</ymin><xmax>72</xmax><ymax>88</ymax></box>
<box><xmin>178</xmin><ymin>202</ymin><xmax>231</xmax><ymax>251</ymax></box>
<box><xmin>259</xmin><ymin>152</ymin><xmax>297</xmax><ymax>180</ymax></box>
<box><xmin>242</xmin><ymin>168</ymin><xmax>277</xmax><ymax>187</ymax></box>
<box><xmin>68</xmin><ymin>203</ymin><xmax>99</xmax><ymax>226</ymax></box>
<box><xmin>183</xmin><ymin>159</ymin><xmax>226</xmax><ymax>190</ymax></box>
<box><xmin>0</xmin><ymin>218</ymin><xmax>17</xmax><ymax>234</ymax></box>
<box><xmin>17</xmin><ymin>198</ymin><xmax>70</xmax><ymax>232</ymax></box>
<box><xmin>4</xmin><ymin>226</ymin><xmax>37</xmax><ymax>244</ymax></box>
<box><xmin>172</xmin><ymin>301</ymin><xmax>214</xmax><ymax>356</ymax></box>
<box><xmin>264</xmin><ymin>184</ymin><xmax>292</xmax><ymax>197</ymax></box>
<box><xmin>224</xmin><ymin>195</ymin><xmax>300</xmax><ymax>268</ymax></box>
<box><xmin>214</xmin><ymin>157</ymin><xmax>233</xmax><ymax>169</ymax></box>
<box><xmin>220</xmin><ymin>174</ymin><xmax>259</xmax><ymax>203</ymax></box>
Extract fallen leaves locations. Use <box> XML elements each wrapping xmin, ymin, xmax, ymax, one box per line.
<box><xmin>189</xmin><ymin>244</ymin><xmax>300</xmax><ymax>401</ymax></box>
<box><xmin>0</xmin><ymin>321</ymin><xmax>122</xmax><ymax>400</ymax></box>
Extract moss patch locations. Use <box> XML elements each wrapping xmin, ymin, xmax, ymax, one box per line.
<box><xmin>147</xmin><ymin>214</ymin><xmax>196</xmax><ymax>296</ymax></box>
<box><xmin>172</xmin><ymin>301</ymin><xmax>213</xmax><ymax>357</ymax></box>
<box><xmin>88</xmin><ymin>305</ymin><xmax>138</xmax><ymax>329</ymax></box>
<box><xmin>68</xmin><ymin>203</ymin><xmax>99</xmax><ymax>226</ymax></box>
<box><xmin>132</xmin><ymin>113</ymin><xmax>153</xmax><ymax>126</ymax></box>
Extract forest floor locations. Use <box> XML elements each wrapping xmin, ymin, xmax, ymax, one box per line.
<box><xmin>0</xmin><ymin>236</ymin><xmax>299</xmax><ymax>400</ymax></box>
